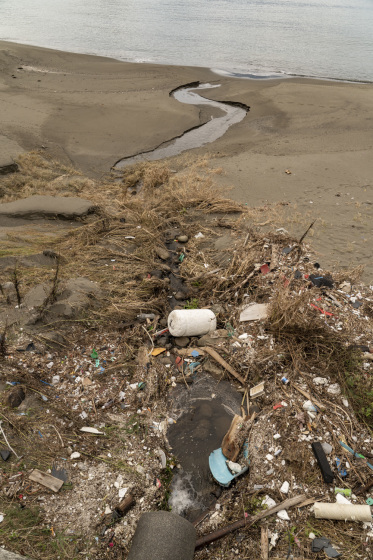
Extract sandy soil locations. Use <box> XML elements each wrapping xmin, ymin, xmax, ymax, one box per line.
<box><xmin>0</xmin><ymin>40</ymin><xmax>372</xmax><ymax>279</ymax></box>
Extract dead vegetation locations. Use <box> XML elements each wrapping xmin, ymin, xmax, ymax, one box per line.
<box><xmin>0</xmin><ymin>152</ymin><xmax>372</xmax><ymax>560</ymax></box>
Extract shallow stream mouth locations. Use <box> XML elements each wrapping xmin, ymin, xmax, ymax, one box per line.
<box><xmin>113</xmin><ymin>82</ymin><xmax>248</xmax><ymax>169</ymax></box>
<box><xmin>167</xmin><ymin>373</ymin><xmax>242</xmax><ymax>521</ymax></box>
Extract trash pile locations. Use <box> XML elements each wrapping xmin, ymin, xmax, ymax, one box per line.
<box><xmin>0</xmin><ymin>154</ymin><xmax>372</xmax><ymax>560</ymax></box>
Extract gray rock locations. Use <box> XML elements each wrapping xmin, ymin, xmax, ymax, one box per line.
<box><xmin>6</xmin><ymin>386</ymin><xmax>25</xmax><ymax>408</ymax></box>
<box><xmin>210</xmin><ymin>303</ymin><xmax>225</xmax><ymax>316</ymax></box>
<box><xmin>174</xmin><ymin>337</ymin><xmax>190</xmax><ymax>348</ymax></box>
<box><xmin>174</xmin><ymin>291</ymin><xmax>186</xmax><ymax>301</ymax></box>
<box><xmin>0</xmin><ymin>550</ymin><xmax>31</xmax><ymax>560</ymax></box>
<box><xmin>48</xmin><ymin>277</ymin><xmax>102</xmax><ymax>318</ymax></box>
<box><xmin>155</xmin><ymin>247</ymin><xmax>170</xmax><ymax>261</ymax></box>
<box><xmin>197</xmin><ymin>333</ymin><xmax>226</xmax><ymax>347</ymax></box>
<box><xmin>23</xmin><ymin>284</ymin><xmax>49</xmax><ymax>309</ymax></box>
<box><xmin>177</xmin><ymin>235</ymin><xmax>189</xmax><ymax>243</ymax></box>
<box><xmin>0</xmin><ymin>195</ymin><xmax>97</xmax><ymax>220</ymax></box>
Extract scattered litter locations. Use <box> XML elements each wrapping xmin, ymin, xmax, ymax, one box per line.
<box><xmin>312</xmin><ymin>442</ymin><xmax>334</xmax><ymax>483</ymax></box>
<box><xmin>327</xmin><ymin>383</ymin><xmax>341</xmax><ymax>395</ymax></box>
<box><xmin>168</xmin><ymin>309</ymin><xmax>216</xmax><ymax>337</ymax></box>
<box><xmin>151</xmin><ymin>348</ymin><xmax>166</xmax><ymax>357</ymax></box>
<box><xmin>250</xmin><ymin>381</ymin><xmax>265</xmax><ymax>398</ymax></box>
<box><xmin>314</xmin><ymin>502</ymin><xmax>372</xmax><ymax>522</ymax></box>
<box><xmin>277</xmin><ymin>509</ymin><xmax>290</xmax><ymax>521</ymax></box>
<box><xmin>29</xmin><ymin>469</ymin><xmax>64</xmax><ymax>492</ymax></box>
<box><xmin>239</xmin><ymin>303</ymin><xmax>269</xmax><ymax>322</ymax></box>
<box><xmin>80</xmin><ymin>427</ymin><xmax>104</xmax><ymax>435</ymax></box>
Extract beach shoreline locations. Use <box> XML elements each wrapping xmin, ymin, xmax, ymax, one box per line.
<box><xmin>0</xmin><ymin>39</ymin><xmax>372</xmax><ymax>280</ymax></box>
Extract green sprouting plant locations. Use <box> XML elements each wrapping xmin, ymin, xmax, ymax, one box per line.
<box><xmin>184</xmin><ymin>298</ymin><xmax>199</xmax><ymax>309</ymax></box>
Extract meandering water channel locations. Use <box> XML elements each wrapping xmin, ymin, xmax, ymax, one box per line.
<box><xmin>114</xmin><ymin>83</ymin><xmax>248</xmax><ymax>168</ymax></box>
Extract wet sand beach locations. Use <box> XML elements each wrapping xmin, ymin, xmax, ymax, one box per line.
<box><xmin>0</xmin><ymin>40</ymin><xmax>372</xmax><ymax>279</ymax></box>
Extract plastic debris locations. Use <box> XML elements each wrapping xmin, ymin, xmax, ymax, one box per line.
<box><xmin>151</xmin><ymin>348</ymin><xmax>166</xmax><ymax>357</ymax></box>
<box><xmin>239</xmin><ymin>303</ymin><xmax>269</xmax><ymax>322</ymax></box>
<box><xmin>80</xmin><ymin>427</ymin><xmax>104</xmax><ymax>434</ymax></box>
<box><xmin>250</xmin><ymin>381</ymin><xmax>265</xmax><ymax>398</ymax></box>
<box><xmin>314</xmin><ymin>502</ymin><xmax>372</xmax><ymax>522</ymax></box>
<box><xmin>335</xmin><ymin>487</ymin><xmax>351</xmax><ymax>497</ymax></box>
<box><xmin>277</xmin><ymin>509</ymin><xmax>290</xmax><ymax>521</ymax></box>
<box><xmin>312</xmin><ymin>442</ymin><xmax>334</xmax><ymax>483</ymax></box>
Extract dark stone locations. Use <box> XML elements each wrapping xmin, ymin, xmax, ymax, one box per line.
<box><xmin>150</xmin><ymin>270</ymin><xmax>163</xmax><ymax>279</ymax></box>
<box><xmin>174</xmin><ymin>337</ymin><xmax>190</xmax><ymax>348</ymax></box>
<box><xmin>0</xmin><ymin>162</ymin><xmax>19</xmax><ymax>176</ymax></box>
<box><xmin>6</xmin><ymin>386</ymin><xmax>25</xmax><ymax>408</ymax></box>
<box><xmin>0</xmin><ymin>450</ymin><xmax>11</xmax><ymax>461</ymax></box>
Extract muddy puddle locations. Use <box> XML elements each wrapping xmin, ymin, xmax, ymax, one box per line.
<box><xmin>114</xmin><ymin>83</ymin><xmax>247</xmax><ymax>168</ymax></box>
<box><xmin>167</xmin><ymin>372</ymin><xmax>242</xmax><ymax>521</ymax></box>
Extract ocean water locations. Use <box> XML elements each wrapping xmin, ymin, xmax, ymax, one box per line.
<box><xmin>0</xmin><ymin>0</ymin><xmax>372</xmax><ymax>82</ymax></box>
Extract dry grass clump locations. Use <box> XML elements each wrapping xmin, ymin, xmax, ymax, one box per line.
<box><xmin>265</xmin><ymin>284</ymin><xmax>372</xmax><ymax>426</ymax></box>
<box><xmin>0</xmin><ymin>152</ymin><xmax>79</xmax><ymax>201</ymax></box>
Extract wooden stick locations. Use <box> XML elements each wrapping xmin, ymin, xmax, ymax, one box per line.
<box><xmin>292</xmin><ymin>383</ymin><xmax>325</xmax><ymax>410</ymax></box>
<box><xmin>195</xmin><ymin>494</ymin><xmax>306</xmax><ymax>549</ymax></box>
<box><xmin>298</xmin><ymin>219</ymin><xmax>316</xmax><ymax>244</ymax></box>
<box><xmin>203</xmin><ymin>346</ymin><xmax>245</xmax><ymax>385</ymax></box>
<box><xmin>261</xmin><ymin>526</ymin><xmax>269</xmax><ymax>560</ymax></box>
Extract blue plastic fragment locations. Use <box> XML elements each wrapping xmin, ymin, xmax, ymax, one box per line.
<box><xmin>209</xmin><ymin>447</ymin><xmax>249</xmax><ymax>487</ymax></box>
<box><xmin>335</xmin><ymin>457</ymin><xmax>347</xmax><ymax>477</ymax></box>
<box><xmin>38</xmin><ymin>431</ymin><xmax>43</xmax><ymax>438</ymax></box>
<box><xmin>339</xmin><ymin>441</ymin><xmax>373</xmax><ymax>471</ymax></box>
<box><xmin>191</xmin><ymin>350</ymin><xmax>200</xmax><ymax>358</ymax></box>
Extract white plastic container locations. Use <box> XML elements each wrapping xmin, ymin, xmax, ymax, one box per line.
<box><xmin>168</xmin><ymin>309</ymin><xmax>216</xmax><ymax>337</ymax></box>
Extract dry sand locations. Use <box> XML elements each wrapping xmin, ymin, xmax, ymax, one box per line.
<box><xmin>0</xmin><ymin>40</ymin><xmax>372</xmax><ymax>280</ymax></box>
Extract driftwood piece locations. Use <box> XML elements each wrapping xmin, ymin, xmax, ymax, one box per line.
<box><xmin>355</xmin><ymin>478</ymin><xmax>373</xmax><ymax>496</ymax></box>
<box><xmin>203</xmin><ymin>346</ymin><xmax>245</xmax><ymax>385</ymax></box>
<box><xmin>195</xmin><ymin>494</ymin><xmax>306</xmax><ymax>549</ymax></box>
<box><xmin>221</xmin><ymin>414</ymin><xmax>244</xmax><ymax>461</ymax></box>
<box><xmin>221</xmin><ymin>412</ymin><xmax>256</xmax><ymax>461</ymax></box>
<box><xmin>29</xmin><ymin>469</ymin><xmax>64</xmax><ymax>492</ymax></box>
<box><xmin>261</xmin><ymin>526</ymin><xmax>269</xmax><ymax>560</ymax></box>
<box><xmin>116</xmin><ymin>494</ymin><xmax>135</xmax><ymax>515</ymax></box>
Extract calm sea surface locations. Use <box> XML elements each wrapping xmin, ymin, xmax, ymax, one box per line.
<box><xmin>0</xmin><ymin>0</ymin><xmax>372</xmax><ymax>82</ymax></box>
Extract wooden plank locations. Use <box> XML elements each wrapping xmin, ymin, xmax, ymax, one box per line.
<box><xmin>29</xmin><ymin>469</ymin><xmax>64</xmax><ymax>492</ymax></box>
<box><xmin>203</xmin><ymin>346</ymin><xmax>245</xmax><ymax>385</ymax></box>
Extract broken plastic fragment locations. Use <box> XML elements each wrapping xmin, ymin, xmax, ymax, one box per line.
<box><xmin>250</xmin><ymin>381</ymin><xmax>265</xmax><ymax>398</ymax></box>
<box><xmin>151</xmin><ymin>348</ymin><xmax>166</xmax><ymax>357</ymax></box>
<box><xmin>277</xmin><ymin>510</ymin><xmax>290</xmax><ymax>521</ymax></box>
<box><xmin>80</xmin><ymin>427</ymin><xmax>104</xmax><ymax>435</ymax></box>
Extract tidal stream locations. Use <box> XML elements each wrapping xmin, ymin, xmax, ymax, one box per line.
<box><xmin>114</xmin><ymin>83</ymin><xmax>248</xmax><ymax>168</ymax></box>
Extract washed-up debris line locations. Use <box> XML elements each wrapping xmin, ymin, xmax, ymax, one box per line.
<box><xmin>0</xmin><ymin>153</ymin><xmax>372</xmax><ymax>560</ymax></box>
